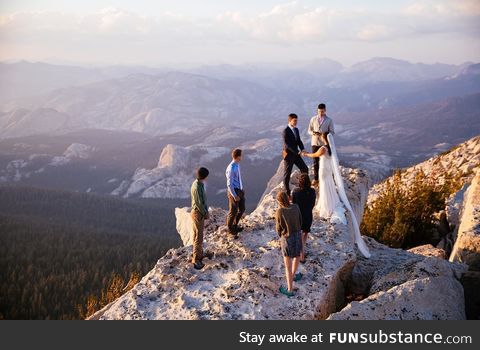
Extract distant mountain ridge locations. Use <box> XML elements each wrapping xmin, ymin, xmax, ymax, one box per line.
<box><xmin>0</xmin><ymin>57</ymin><xmax>478</xmax><ymax>202</ymax></box>
<box><xmin>1</xmin><ymin>71</ymin><xmax>298</xmax><ymax>138</ymax></box>
<box><xmin>0</xmin><ymin>61</ymin><xmax>167</xmax><ymax>103</ymax></box>
<box><xmin>328</xmin><ymin>57</ymin><xmax>470</xmax><ymax>88</ymax></box>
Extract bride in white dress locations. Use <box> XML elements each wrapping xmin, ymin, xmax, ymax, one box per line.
<box><xmin>302</xmin><ymin>132</ymin><xmax>371</xmax><ymax>258</ymax></box>
<box><xmin>312</xmin><ymin>141</ymin><xmax>340</xmax><ymax>218</ymax></box>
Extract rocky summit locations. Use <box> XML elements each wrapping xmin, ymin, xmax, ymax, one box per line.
<box><xmin>89</xmin><ymin>168</ymin><xmax>369</xmax><ymax>320</ymax></box>
<box><xmin>89</xmin><ymin>157</ymin><xmax>471</xmax><ymax>320</ymax></box>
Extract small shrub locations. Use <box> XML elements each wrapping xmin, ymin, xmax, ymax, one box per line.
<box><xmin>361</xmin><ymin>169</ymin><xmax>459</xmax><ymax>249</ymax></box>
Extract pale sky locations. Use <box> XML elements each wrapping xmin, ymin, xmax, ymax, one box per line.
<box><xmin>1</xmin><ymin>0</ymin><xmax>479</xmax><ymax>67</ymax></box>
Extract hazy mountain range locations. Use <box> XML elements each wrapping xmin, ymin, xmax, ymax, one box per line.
<box><xmin>0</xmin><ymin>57</ymin><xmax>479</xmax><ymax>205</ymax></box>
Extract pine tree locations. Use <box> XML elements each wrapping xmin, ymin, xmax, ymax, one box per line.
<box><xmin>361</xmin><ymin>168</ymin><xmax>456</xmax><ymax>249</ymax></box>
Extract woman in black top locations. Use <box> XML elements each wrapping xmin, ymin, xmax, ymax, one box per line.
<box><xmin>292</xmin><ymin>173</ymin><xmax>317</xmax><ymax>263</ymax></box>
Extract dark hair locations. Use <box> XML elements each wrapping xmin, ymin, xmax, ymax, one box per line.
<box><xmin>298</xmin><ymin>173</ymin><xmax>311</xmax><ymax>190</ymax></box>
<box><xmin>196</xmin><ymin>167</ymin><xmax>209</xmax><ymax>180</ymax></box>
<box><xmin>276</xmin><ymin>191</ymin><xmax>290</xmax><ymax>208</ymax></box>
<box><xmin>321</xmin><ymin>132</ymin><xmax>332</xmax><ymax>156</ymax></box>
<box><xmin>232</xmin><ymin>148</ymin><xmax>242</xmax><ymax>159</ymax></box>
<box><xmin>288</xmin><ymin>113</ymin><xmax>298</xmax><ymax>120</ymax></box>
<box><xmin>318</xmin><ymin>103</ymin><xmax>326</xmax><ymax>110</ymax></box>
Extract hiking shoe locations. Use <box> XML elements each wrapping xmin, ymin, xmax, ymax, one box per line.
<box><xmin>279</xmin><ymin>286</ymin><xmax>295</xmax><ymax>297</ymax></box>
<box><xmin>193</xmin><ymin>261</ymin><xmax>205</xmax><ymax>270</ymax></box>
<box><xmin>293</xmin><ymin>272</ymin><xmax>303</xmax><ymax>282</ymax></box>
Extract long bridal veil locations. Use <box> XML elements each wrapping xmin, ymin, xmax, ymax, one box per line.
<box><xmin>328</xmin><ymin>134</ymin><xmax>371</xmax><ymax>258</ymax></box>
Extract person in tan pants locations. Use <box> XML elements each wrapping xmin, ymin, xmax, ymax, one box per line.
<box><xmin>190</xmin><ymin>167</ymin><xmax>213</xmax><ymax>270</ymax></box>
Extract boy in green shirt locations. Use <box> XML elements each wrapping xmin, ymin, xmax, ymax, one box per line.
<box><xmin>190</xmin><ymin>167</ymin><xmax>213</xmax><ymax>270</ymax></box>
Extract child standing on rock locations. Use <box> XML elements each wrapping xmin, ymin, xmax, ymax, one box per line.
<box><xmin>190</xmin><ymin>167</ymin><xmax>214</xmax><ymax>270</ymax></box>
<box><xmin>275</xmin><ymin>191</ymin><xmax>303</xmax><ymax>297</ymax></box>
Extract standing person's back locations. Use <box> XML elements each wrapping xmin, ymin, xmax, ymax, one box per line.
<box><xmin>276</xmin><ymin>204</ymin><xmax>303</xmax><ymax>239</ymax></box>
<box><xmin>292</xmin><ymin>174</ymin><xmax>316</xmax><ymax>263</ymax></box>
<box><xmin>275</xmin><ymin>191</ymin><xmax>303</xmax><ymax>297</ymax></box>
<box><xmin>292</xmin><ymin>186</ymin><xmax>316</xmax><ymax>228</ymax></box>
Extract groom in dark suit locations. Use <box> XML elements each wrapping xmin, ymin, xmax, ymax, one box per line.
<box><xmin>282</xmin><ymin>113</ymin><xmax>308</xmax><ymax>196</ymax></box>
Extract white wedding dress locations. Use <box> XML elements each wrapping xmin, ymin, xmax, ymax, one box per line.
<box><xmin>315</xmin><ymin>150</ymin><xmax>343</xmax><ymax>220</ymax></box>
<box><xmin>315</xmin><ymin>134</ymin><xmax>371</xmax><ymax>258</ymax></box>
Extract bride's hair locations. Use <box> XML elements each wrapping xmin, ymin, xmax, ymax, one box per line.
<box><xmin>321</xmin><ymin>132</ymin><xmax>332</xmax><ymax>156</ymax></box>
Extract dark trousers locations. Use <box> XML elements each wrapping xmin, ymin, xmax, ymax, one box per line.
<box><xmin>312</xmin><ymin>145</ymin><xmax>321</xmax><ymax>181</ymax></box>
<box><xmin>227</xmin><ymin>188</ymin><xmax>245</xmax><ymax>234</ymax></box>
<box><xmin>283</xmin><ymin>156</ymin><xmax>308</xmax><ymax>195</ymax></box>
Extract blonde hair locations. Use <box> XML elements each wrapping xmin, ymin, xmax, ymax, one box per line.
<box><xmin>276</xmin><ymin>191</ymin><xmax>290</xmax><ymax>208</ymax></box>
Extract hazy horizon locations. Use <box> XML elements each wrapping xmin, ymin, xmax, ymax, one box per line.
<box><xmin>1</xmin><ymin>56</ymin><xmax>477</xmax><ymax>71</ymax></box>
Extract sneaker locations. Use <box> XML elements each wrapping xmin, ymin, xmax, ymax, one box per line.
<box><xmin>279</xmin><ymin>286</ymin><xmax>295</xmax><ymax>297</ymax></box>
<box><xmin>193</xmin><ymin>261</ymin><xmax>205</xmax><ymax>270</ymax></box>
<box><xmin>293</xmin><ymin>272</ymin><xmax>303</xmax><ymax>282</ymax></box>
<box><xmin>203</xmin><ymin>251</ymin><xmax>214</xmax><ymax>259</ymax></box>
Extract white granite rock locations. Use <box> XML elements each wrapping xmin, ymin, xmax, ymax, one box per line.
<box><xmin>367</xmin><ymin>136</ymin><xmax>480</xmax><ymax>208</ymax></box>
<box><xmin>449</xmin><ymin>170</ymin><xmax>480</xmax><ymax>271</ymax></box>
<box><xmin>111</xmin><ymin>144</ymin><xmax>229</xmax><ymax>199</ymax></box>
<box><xmin>408</xmin><ymin>244</ymin><xmax>446</xmax><ymax>259</ymax></box>
<box><xmin>328</xmin><ymin>276</ymin><xmax>466</xmax><ymax>320</ymax></box>
<box><xmin>89</xmin><ymin>168</ymin><xmax>368</xmax><ymax>320</ymax></box>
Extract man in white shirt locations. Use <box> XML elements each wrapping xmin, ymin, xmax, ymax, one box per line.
<box><xmin>307</xmin><ymin>103</ymin><xmax>335</xmax><ymax>185</ymax></box>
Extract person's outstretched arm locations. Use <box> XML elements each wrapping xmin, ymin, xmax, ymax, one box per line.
<box><xmin>302</xmin><ymin>146</ymin><xmax>326</xmax><ymax>158</ymax></box>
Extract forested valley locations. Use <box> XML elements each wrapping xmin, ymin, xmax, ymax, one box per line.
<box><xmin>0</xmin><ymin>185</ymin><xmax>184</xmax><ymax>319</ymax></box>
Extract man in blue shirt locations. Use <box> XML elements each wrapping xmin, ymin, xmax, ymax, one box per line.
<box><xmin>226</xmin><ymin>149</ymin><xmax>245</xmax><ymax>239</ymax></box>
